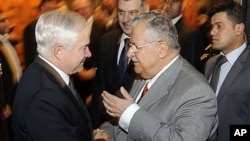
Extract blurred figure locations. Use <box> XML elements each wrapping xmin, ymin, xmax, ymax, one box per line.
<box><xmin>90</xmin><ymin>0</ymin><xmax>149</xmax><ymax>128</ymax></box>
<box><xmin>0</xmin><ymin>9</ymin><xmax>22</xmax><ymax>141</ymax></box>
<box><xmin>72</xmin><ymin>0</ymin><xmax>106</xmax><ymax>105</ymax></box>
<box><xmin>12</xmin><ymin>10</ymin><xmax>111</xmax><ymax>141</ymax></box>
<box><xmin>23</xmin><ymin>0</ymin><xmax>59</xmax><ymax>69</ymax></box>
<box><xmin>204</xmin><ymin>2</ymin><xmax>250</xmax><ymax>141</ymax></box>
<box><xmin>100</xmin><ymin>10</ymin><xmax>218</xmax><ymax>141</ymax></box>
<box><xmin>160</xmin><ymin>0</ymin><xmax>206</xmax><ymax>71</ymax></box>
<box><xmin>94</xmin><ymin>0</ymin><xmax>118</xmax><ymax>31</ymax></box>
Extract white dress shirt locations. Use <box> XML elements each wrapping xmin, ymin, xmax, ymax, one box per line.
<box><xmin>39</xmin><ymin>55</ymin><xmax>70</xmax><ymax>85</ymax></box>
<box><xmin>212</xmin><ymin>42</ymin><xmax>247</xmax><ymax>96</ymax></box>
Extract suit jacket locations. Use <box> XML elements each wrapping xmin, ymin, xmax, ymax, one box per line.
<box><xmin>12</xmin><ymin>57</ymin><xmax>93</xmax><ymax>141</ymax></box>
<box><xmin>72</xmin><ymin>19</ymin><xmax>106</xmax><ymax>101</ymax></box>
<box><xmin>90</xmin><ymin>29</ymin><xmax>135</xmax><ymax>128</ymax></box>
<box><xmin>204</xmin><ymin>47</ymin><xmax>250</xmax><ymax>141</ymax></box>
<box><xmin>102</xmin><ymin>56</ymin><xmax>218</xmax><ymax>141</ymax></box>
<box><xmin>175</xmin><ymin>18</ymin><xmax>206</xmax><ymax>71</ymax></box>
<box><xmin>23</xmin><ymin>19</ymin><xmax>38</xmax><ymax>68</ymax></box>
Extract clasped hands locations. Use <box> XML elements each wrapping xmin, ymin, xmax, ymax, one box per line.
<box><xmin>102</xmin><ymin>87</ymin><xmax>134</xmax><ymax>117</ymax></box>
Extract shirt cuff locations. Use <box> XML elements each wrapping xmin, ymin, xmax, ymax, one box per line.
<box><xmin>119</xmin><ymin>103</ymin><xmax>140</xmax><ymax>132</ymax></box>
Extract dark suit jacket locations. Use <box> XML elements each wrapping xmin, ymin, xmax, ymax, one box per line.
<box><xmin>23</xmin><ymin>19</ymin><xmax>38</xmax><ymax>68</ymax></box>
<box><xmin>0</xmin><ymin>50</ymin><xmax>16</xmax><ymax>107</ymax></box>
<box><xmin>175</xmin><ymin>18</ymin><xmax>206</xmax><ymax>71</ymax></box>
<box><xmin>12</xmin><ymin>57</ymin><xmax>93</xmax><ymax>141</ymax></box>
<box><xmin>205</xmin><ymin>47</ymin><xmax>250</xmax><ymax>141</ymax></box>
<box><xmin>72</xmin><ymin>19</ymin><xmax>106</xmax><ymax>101</ymax></box>
<box><xmin>90</xmin><ymin>29</ymin><xmax>135</xmax><ymax>128</ymax></box>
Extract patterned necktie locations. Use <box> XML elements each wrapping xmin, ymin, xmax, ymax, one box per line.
<box><xmin>68</xmin><ymin>82</ymin><xmax>82</xmax><ymax>105</ymax></box>
<box><xmin>118</xmin><ymin>38</ymin><xmax>130</xmax><ymax>78</ymax></box>
<box><xmin>210</xmin><ymin>55</ymin><xmax>227</xmax><ymax>92</ymax></box>
<box><xmin>137</xmin><ymin>83</ymin><xmax>148</xmax><ymax>103</ymax></box>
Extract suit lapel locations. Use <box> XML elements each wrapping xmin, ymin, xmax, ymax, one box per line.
<box><xmin>35</xmin><ymin>57</ymin><xmax>92</xmax><ymax>130</ymax></box>
<box><xmin>217</xmin><ymin>48</ymin><xmax>250</xmax><ymax>102</ymax></box>
<box><xmin>204</xmin><ymin>55</ymin><xmax>219</xmax><ymax>79</ymax></box>
<box><xmin>137</xmin><ymin>56</ymin><xmax>182</xmax><ymax>108</ymax></box>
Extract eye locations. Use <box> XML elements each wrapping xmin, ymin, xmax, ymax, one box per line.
<box><xmin>129</xmin><ymin>11</ymin><xmax>139</xmax><ymax>16</ymax></box>
<box><xmin>118</xmin><ymin>10</ymin><xmax>125</xmax><ymax>15</ymax></box>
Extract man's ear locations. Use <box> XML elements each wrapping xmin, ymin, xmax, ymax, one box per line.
<box><xmin>159</xmin><ymin>43</ymin><xmax>169</xmax><ymax>58</ymax></box>
<box><xmin>235</xmin><ymin>23</ymin><xmax>245</xmax><ymax>36</ymax></box>
<box><xmin>54</xmin><ymin>45</ymin><xmax>64</xmax><ymax>60</ymax></box>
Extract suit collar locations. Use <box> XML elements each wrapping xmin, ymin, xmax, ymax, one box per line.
<box><xmin>135</xmin><ymin>56</ymin><xmax>183</xmax><ymax>108</ymax></box>
<box><xmin>34</xmin><ymin>57</ymin><xmax>92</xmax><ymax>126</ymax></box>
<box><xmin>217</xmin><ymin>47</ymin><xmax>250</xmax><ymax>102</ymax></box>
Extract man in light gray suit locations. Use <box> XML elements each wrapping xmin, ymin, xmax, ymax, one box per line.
<box><xmin>100</xmin><ymin>10</ymin><xmax>218</xmax><ymax>141</ymax></box>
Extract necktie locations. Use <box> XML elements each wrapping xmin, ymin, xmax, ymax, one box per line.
<box><xmin>118</xmin><ymin>38</ymin><xmax>130</xmax><ymax>78</ymax></box>
<box><xmin>210</xmin><ymin>55</ymin><xmax>227</xmax><ymax>92</ymax></box>
<box><xmin>137</xmin><ymin>83</ymin><xmax>148</xmax><ymax>103</ymax></box>
<box><xmin>68</xmin><ymin>82</ymin><xmax>82</xmax><ymax>105</ymax></box>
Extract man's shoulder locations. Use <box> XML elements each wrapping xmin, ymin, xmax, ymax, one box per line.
<box><xmin>101</xmin><ymin>28</ymin><xmax>122</xmax><ymax>40</ymax></box>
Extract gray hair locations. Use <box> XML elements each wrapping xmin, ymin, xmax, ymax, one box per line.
<box><xmin>119</xmin><ymin>0</ymin><xmax>148</xmax><ymax>7</ymax></box>
<box><xmin>35</xmin><ymin>10</ymin><xmax>86</xmax><ymax>57</ymax></box>
<box><xmin>131</xmin><ymin>10</ymin><xmax>180</xmax><ymax>49</ymax></box>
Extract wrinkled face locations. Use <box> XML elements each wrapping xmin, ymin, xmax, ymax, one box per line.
<box><xmin>117</xmin><ymin>0</ymin><xmax>148</xmax><ymax>36</ymax></box>
<box><xmin>160</xmin><ymin>0</ymin><xmax>182</xmax><ymax>19</ymax></box>
<box><xmin>61</xmin><ymin>30</ymin><xmax>91</xmax><ymax>75</ymax></box>
<box><xmin>210</xmin><ymin>12</ymin><xmax>240</xmax><ymax>54</ymax></box>
<box><xmin>127</xmin><ymin>22</ymin><xmax>161</xmax><ymax>79</ymax></box>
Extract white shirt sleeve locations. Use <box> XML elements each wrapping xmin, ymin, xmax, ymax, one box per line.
<box><xmin>118</xmin><ymin>103</ymin><xmax>140</xmax><ymax>132</ymax></box>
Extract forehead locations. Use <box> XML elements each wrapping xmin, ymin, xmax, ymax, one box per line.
<box><xmin>118</xmin><ymin>0</ymin><xmax>142</xmax><ymax>10</ymax></box>
<box><xmin>73</xmin><ymin>0</ymin><xmax>91</xmax><ymax>9</ymax></box>
<box><xmin>131</xmin><ymin>22</ymin><xmax>146</xmax><ymax>41</ymax></box>
<box><xmin>211</xmin><ymin>12</ymin><xmax>229</xmax><ymax>24</ymax></box>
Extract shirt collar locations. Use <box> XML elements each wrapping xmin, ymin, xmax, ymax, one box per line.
<box><xmin>221</xmin><ymin>42</ymin><xmax>247</xmax><ymax>65</ymax></box>
<box><xmin>38</xmin><ymin>55</ymin><xmax>70</xmax><ymax>85</ymax></box>
<box><xmin>171</xmin><ymin>14</ymin><xmax>182</xmax><ymax>25</ymax></box>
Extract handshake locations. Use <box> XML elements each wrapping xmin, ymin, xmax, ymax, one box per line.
<box><xmin>94</xmin><ymin>129</ymin><xmax>112</xmax><ymax>141</ymax></box>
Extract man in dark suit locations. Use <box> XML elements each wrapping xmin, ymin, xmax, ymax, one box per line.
<box><xmin>160</xmin><ymin>0</ymin><xmax>206</xmax><ymax>71</ymax></box>
<box><xmin>71</xmin><ymin>0</ymin><xmax>107</xmax><ymax>104</ymax></box>
<box><xmin>204</xmin><ymin>2</ymin><xmax>250</xmax><ymax>141</ymax></box>
<box><xmin>12</xmin><ymin>10</ymin><xmax>110</xmax><ymax>141</ymax></box>
<box><xmin>101</xmin><ymin>10</ymin><xmax>218</xmax><ymax>141</ymax></box>
<box><xmin>89</xmin><ymin>0</ymin><xmax>150</xmax><ymax>129</ymax></box>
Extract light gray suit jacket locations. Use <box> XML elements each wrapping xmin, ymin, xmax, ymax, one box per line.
<box><xmin>101</xmin><ymin>56</ymin><xmax>218</xmax><ymax>141</ymax></box>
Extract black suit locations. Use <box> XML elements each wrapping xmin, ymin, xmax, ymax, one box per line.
<box><xmin>12</xmin><ymin>57</ymin><xmax>93</xmax><ymax>141</ymax></box>
<box><xmin>205</xmin><ymin>46</ymin><xmax>250</xmax><ymax>141</ymax></box>
<box><xmin>23</xmin><ymin>19</ymin><xmax>38</xmax><ymax>68</ymax></box>
<box><xmin>90</xmin><ymin>29</ymin><xmax>135</xmax><ymax>128</ymax></box>
<box><xmin>175</xmin><ymin>18</ymin><xmax>206</xmax><ymax>71</ymax></box>
<box><xmin>72</xmin><ymin>19</ymin><xmax>106</xmax><ymax>102</ymax></box>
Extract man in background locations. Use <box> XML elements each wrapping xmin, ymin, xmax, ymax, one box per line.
<box><xmin>205</xmin><ymin>2</ymin><xmax>250</xmax><ymax>141</ymax></box>
<box><xmin>160</xmin><ymin>0</ymin><xmax>206</xmax><ymax>71</ymax></box>
<box><xmin>90</xmin><ymin>0</ymin><xmax>149</xmax><ymax>128</ymax></box>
